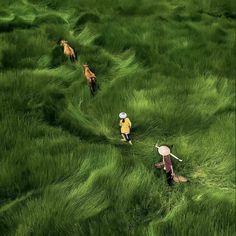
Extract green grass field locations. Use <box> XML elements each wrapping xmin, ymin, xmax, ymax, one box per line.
<box><xmin>0</xmin><ymin>0</ymin><xmax>235</xmax><ymax>235</ymax></box>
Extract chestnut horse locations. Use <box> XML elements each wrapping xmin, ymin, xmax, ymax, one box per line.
<box><xmin>83</xmin><ymin>64</ymin><xmax>97</xmax><ymax>95</ymax></box>
<box><xmin>59</xmin><ymin>40</ymin><xmax>76</xmax><ymax>62</ymax></box>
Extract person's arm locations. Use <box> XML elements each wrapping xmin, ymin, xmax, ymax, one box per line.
<box><xmin>128</xmin><ymin>119</ymin><xmax>132</xmax><ymax>128</ymax></box>
<box><xmin>163</xmin><ymin>156</ymin><xmax>166</xmax><ymax>170</ymax></box>
<box><xmin>169</xmin><ymin>156</ymin><xmax>174</xmax><ymax>175</ymax></box>
<box><xmin>170</xmin><ymin>165</ymin><xmax>175</xmax><ymax>176</ymax></box>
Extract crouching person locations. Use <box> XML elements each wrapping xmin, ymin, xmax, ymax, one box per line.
<box><xmin>158</xmin><ymin>145</ymin><xmax>174</xmax><ymax>186</ymax></box>
<box><xmin>163</xmin><ymin>154</ymin><xmax>174</xmax><ymax>186</ymax></box>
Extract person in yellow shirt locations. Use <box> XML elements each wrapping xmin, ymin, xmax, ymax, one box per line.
<box><xmin>119</xmin><ymin>112</ymin><xmax>132</xmax><ymax>145</ymax></box>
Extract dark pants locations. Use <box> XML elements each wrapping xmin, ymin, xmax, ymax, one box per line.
<box><xmin>166</xmin><ymin>171</ymin><xmax>173</xmax><ymax>186</ymax></box>
<box><xmin>122</xmin><ymin>133</ymin><xmax>131</xmax><ymax>142</ymax></box>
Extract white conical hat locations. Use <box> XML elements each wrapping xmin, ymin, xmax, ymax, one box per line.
<box><xmin>158</xmin><ymin>146</ymin><xmax>170</xmax><ymax>156</ymax></box>
<box><xmin>119</xmin><ymin>112</ymin><xmax>127</xmax><ymax>119</ymax></box>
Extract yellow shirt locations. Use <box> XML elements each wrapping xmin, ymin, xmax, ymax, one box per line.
<box><xmin>120</xmin><ymin>118</ymin><xmax>132</xmax><ymax>134</ymax></box>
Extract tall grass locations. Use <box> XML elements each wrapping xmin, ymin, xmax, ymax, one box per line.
<box><xmin>0</xmin><ymin>0</ymin><xmax>235</xmax><ymax>235</ymax></box>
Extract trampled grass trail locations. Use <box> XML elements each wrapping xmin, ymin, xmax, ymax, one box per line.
<box><xmin>0</xmin><ymin>0</ymin><xmax>235</xmax><ymax>235</ymax></box>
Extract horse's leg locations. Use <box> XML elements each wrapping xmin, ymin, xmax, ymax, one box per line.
<box><xmin>69</xmin><ymin>55</ymin><xmax>73</xmax><ymax>62</ymax></box>
<box><xmin>87</xmin><ymin>80</ymin><xmax>92</xmax><ymax>95</ymax></box>
<box><xmin>90</xmin><ymin>82</ymin><xmax>95</xmax><ymax>96</ymax></box>
<box><xmin>91</xmin><ymin>79</ymin><xmax>97</xmax><ymax>94</ymax></box>
<box><xmin>72</xmin><ymin>52</ymin><xmax>76</xmax><ymax>62</ymax></box>
<box><xmin>92</xmin><ymin>79</ymin><xmax>96</xmax><ymax>92</ymax></box>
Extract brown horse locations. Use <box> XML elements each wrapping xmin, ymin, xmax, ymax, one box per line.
<box><xmin>59</xmin><ymin>40</ymin><xmax>76</xmax><ymax>62</ymax></box>
<box><xmin>83</xmin><ymin>64</ymin><xmax>97</xmax><ymax>95</ymax></box>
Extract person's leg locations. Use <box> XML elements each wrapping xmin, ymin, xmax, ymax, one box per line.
<box><xmin>121</xmin><ymin>134</ymin><xmax>126</xmax><ymax>141</ymax></box>
<box><xmin>123</xmin><ymin>133</ymin><xmax>132</xmax><ymax>145</ymax></box>
<box><xmin>126</xmin><ymin>134</ymin><xmax>132</xmax><ymax>145</ymax></box>
<box><xmin>166</xmin><ymin>171</ymin><xmax>173</xmax><ymax>186</ymax></box>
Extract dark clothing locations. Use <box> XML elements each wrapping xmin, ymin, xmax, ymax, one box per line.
<box><xmin>122</xmin><ymin>133</ymin><xmax>131</xmax><ymax>141</ymax></box>
<box><xmin>164</xmin><ymin>155</ymin><xmax>172</xmax><ymax>173</ymax></box>
<box><xmin>164</xmin><ymin>155</ymin><xmax>173</xmax><ymax>186</ymax></box>
<box><xmin>166</xmin><ymin>171</ymin><xmax>173</xmax><ymax>186</ymax></box>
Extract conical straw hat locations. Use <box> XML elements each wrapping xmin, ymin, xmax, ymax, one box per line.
<box><xmin>119</xmin><ymin>112</ymin><xmax>127</xmax><ymax>119</ymax></box>
<box><xmin>158</xmin><ymin>146</ymin><xmax>170</xmax><ymax>156</ymax></box>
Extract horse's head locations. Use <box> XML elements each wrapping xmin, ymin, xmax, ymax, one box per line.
<box><xmin>83</xmin><ymin>64</ymin><xmax>89</xmax><ymax>70</ymax></box>
<box><xmin>60</xmin><ymin>40</ymin><xmax>68</xmax><ymax>46</ymax></box>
